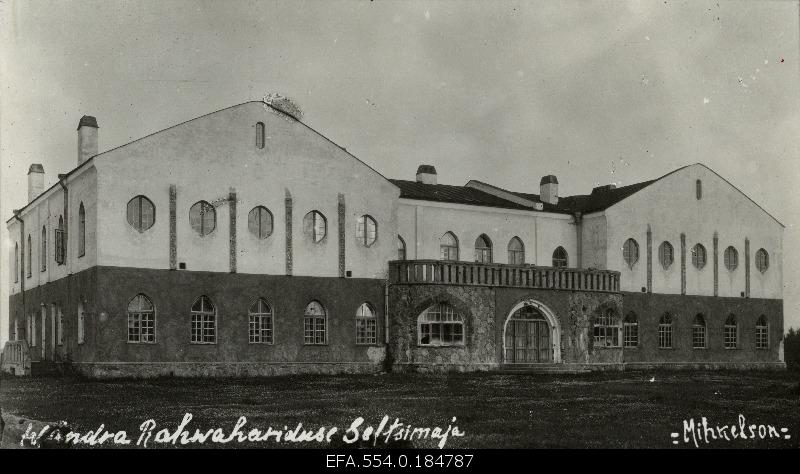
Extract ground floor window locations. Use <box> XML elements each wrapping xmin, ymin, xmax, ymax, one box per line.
<box><xmin>623</xmin><ymin>313</ymin><xmax>638</xmax><ymax>348</ymax></box>
<box><xmin>658</xmin><ymin>313</ymin><xmax>673</xmax><ymax>349</ymax></box>
<box><xmin>755</xmin><ymin>316</ymin><xmax>769</xmax><ymax>349</ymax></box>
<box><xmin>249</xmin><ymin>298</ymin><xmax>274</xmax><ymax>344</ymax></box>
<box><xmin>355</xmin><ymin>302</ymin><xmax>377</xmax><ymax>345</ymax></box>
<box><xmin>692</xmin><ymin>314</ymin><xmax>706</xmax><ymax>349</ymax></box>
<box><xmin>127</xmin><ymin>294</ymin><xmax>156</xmax><ymax>343</ymax></box>
<box><xmin>418</xmin><ymin>303</ymin><xmax>464</xmax><ymax>346</ymax></box>
<box><xmin>190</xmin><ymin>296</ymin><xmax>216</xmax><ymax>344</ymax></box>
<box><xmin>304</xmin><ymin>301</ymin><xmax>327</xmax><ymax>345</ymax></box>
<box><xmin>593</xmin><ymin>309</ymin><xmax>619</xmax><ymax>348</ymax></box>
<box><xmin>724</xmin><ymin>315</ymin><xmax>737</xmax><ymax>349</ymax></box>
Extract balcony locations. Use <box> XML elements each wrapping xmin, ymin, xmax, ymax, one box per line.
<box><xmin>389</xmin><ymin>260</ymin><xmax>620</xmax><ymax>293</ymax></box>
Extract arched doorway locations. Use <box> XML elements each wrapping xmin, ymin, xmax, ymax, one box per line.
<box><xmin>503</xmin><ymin>300</ymin><xmax>561</xmax><ymax>363</ymax></box>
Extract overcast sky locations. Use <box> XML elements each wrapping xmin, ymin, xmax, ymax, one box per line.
<box><xmin>1</xmin><ymin>0</ymin><xmax>798</xmax><ymax>345</ymax></box>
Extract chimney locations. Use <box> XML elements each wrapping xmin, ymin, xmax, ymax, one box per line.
<box><xmin>591</xmin><ymin>184</ymin><xmax>617</xmax><ymax>194</ymax></box>
<box><xmin>540</xmin><ymin>175</ymin><xmax>558</xmax><ymax>205</ymax></box>
<box><xmin>77</xmin><ymin>115</ymin><xmax>99</xmax><ymax>165</ymax></box>
<box><xmin>27</xmin><ymin>164</ymin><xmax>44</xmax><ymax>202</ymax></box>
<box><xmin>416</xmin><ymin>164</ymin><xmax>437</xmax><ymax>185</ymax></box>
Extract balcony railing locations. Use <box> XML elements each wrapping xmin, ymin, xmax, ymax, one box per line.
<box><xmin>389</xmin><ymin>260</ymin><xmax>620</xmax><ymax>293</ymax></box>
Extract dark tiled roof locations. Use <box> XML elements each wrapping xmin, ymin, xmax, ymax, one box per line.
<box><xmin>389</xmin><ymin>180</ymin><xmax>535</xmax><ymax>211</ymax></box>
<box><xmin>511</xmin><ymin>180</ymin><xmax>657</xmax><ymax>214</ymax></box>
<box><xmin>393</xmin><ymin>177</ymin><xmax>662</xmax><ymax>215</ymax></box>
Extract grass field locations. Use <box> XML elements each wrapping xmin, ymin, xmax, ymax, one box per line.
<box><xmin>1</xmin><ymin>370</ymin><xmax>799</xmax><ymax>449</ymax></box>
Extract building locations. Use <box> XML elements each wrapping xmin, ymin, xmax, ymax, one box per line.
<box><xmin>2</xmin><ymin>101</ymin><xmax>785</xmax><ymax>377</ymax></box>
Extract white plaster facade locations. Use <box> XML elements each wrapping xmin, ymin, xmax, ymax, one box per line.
<box><xmin>9</xmin><ymin>102</ymin><xmax>401</xmax><ymax>296</ymax></box>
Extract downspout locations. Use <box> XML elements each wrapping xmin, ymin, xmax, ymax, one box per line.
<box><xmin>57</xmin><ymin>174</ymin><xmax>69</xmax><ymax>274</ymax></box>
<box><xmin>573</xmin><ymin>211</ymin><xmax>583</xmax><ymax>268</ymax></box>
<box><xmin>57</xmin><ymin>175</ymin><xmax>69</xmax><ymax>360</ymax></box>
<box><xmin>384</xmin><ymin>281</ymin><xmax>389</xmax><ymax>345</ymax></box>
<box><xmin>12</xmin><ymin>211</ymin><xmax>25</xmax><ymax>342</ymax></box>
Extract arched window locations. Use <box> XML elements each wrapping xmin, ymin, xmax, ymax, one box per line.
<box><xmin>691</xmin><ymin>244</ymin><xmax>706</xmax><ymax>269</ymax></box>
<box><xmin>440</xmin><ymin>232</ymin><xmax>459</xmax><ymax>261</ymax></box>
<box><xmin>623</xmin><ymin>312</ymin><xmax>638</xmax><ymax>348</ymax></box>
<box><xmin>507</xmin><ymin>237</ymin><xmax>525</xmax><ymax>265</ymax></box>
<box><xmin>724</xmin><ymin>246</ymin><xmax>738</xmax><ymax>271</ymax></box>
<box><xmin>623</xmin><ymin>238</ymin><xmax>639</xmax><ymax>268</ymax></box>
<box><xmin>248</xmin><ymin>298</ymin><xmax>273</xmax><ymax>344</ymax></box>
<box><xmin>248</xmin><ymin>206</ymin><xmax>273</xmax><ymax>239</ymax></box>
<box><xmin>755</xmin><ymin>248</ymin><xmax>769</xmax><ymax>273</ymax></box>
<box><xmin>474</xmin><ymin>234</ymin><xmax>492</xmax><ymax>263</ymax></box>
<box><xmin>255</xmin><ymin>122</ymin><xmax>265</xmax><ymax>149</ymax></box>
<box><xmin>356</xmin><ymin>215</ymin><xmax>378</xmax><ymax>247</ymax></box>
<box><xmin>356</xmin><ymin>302</ymin><xmax>377</xmax><ymax>345</ymax></box>
<box><xmin>755</xmin><ymin>315</ymin><xmax>769</xmax><ymax>350</ymax></box>
<box><xmin>26</xmin><ymin>234</ymin><xmax>32</xmax><ymax>277</ymax></box>
<box><xmin>692</xmin><ymin>314</ymin><xmax>706</xmax><ymax>349</ymax></box>
<box><xmin>397</xmin><ymin>236</ymin><xmax>406</xmax><ymax>260</ymax></box>
<box><xmin>724</xmin><ymin>314</ymin><xmax>737</xmax><ymax>349</ymax></box>
<box><xmin>41</xmin><ymin>226</ymin><xmax>47</xmax><ymax>272</ymax></box>
<box><xmin>696</xmin><ymin>179</ymin><xmax>702</xmax><ymax>200</ymax></box>
<box><xmin>303</xmin><ymin>211</ymin><xmax>327</xmax><ymax>243</ymax></box>
<box><xmin>190</xmin><ymin>296</ymin><xmax>216</xmax><ymax>344</ymax></box>
<box><xmin>13</xmin><ymin>242</ymin><xmax>19</xmax><ymax>283</ymax></box>
<box><xmin>126</xmin><ymin>195</ymin><xmax>156</xmax><ymax>232</ymax></box>
<box><xmin>658</xmin><ymin>241</ymin><xmax>674</xmax><ymax>270</ymax></box>
<box><xmin>593</xmin><ymin>309</ymin><xmax>619</xmax><ymax>348</ymax></box>
<box><xmin>417</xmin><ymin>303</ymin><xmax>464</xmax><ymax>346</ymax></box>
<box><xmin>77</xmin><ymin>300</ymin><xmax>85</xmax><ymax>345</ymax></box>
<box><xmin>303</xmin><ymin>301</ymin><xmax>327</xmax><ymax>345</ymax></box>
<box><xmin>189</xmin><ymin>201</ymin><xmax>216</xmax><ymax>236</ymax></box>
<box><xmin>658</xmin><ymin>313</ymin><xmax>673</xmax><ymax>349</ymax></box>
<box><xmin>78</xmin><ymin>202</ymin><xmax>86</xmax><ymax>257</ymax></box>
<box><xmin>552</xmin><ymin>246</ymin><xmax>568</xmax><ymax>268</ymax></box>
<box><xmin>127</xmin><ymin>294</ymin><xmax>155</xmax><ymax>343</ymax></box>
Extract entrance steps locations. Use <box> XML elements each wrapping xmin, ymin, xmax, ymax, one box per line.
<box><xmin>498</xmin><ymin>363</ymin><xmax>592</xmax><ymax>374</ymax></box>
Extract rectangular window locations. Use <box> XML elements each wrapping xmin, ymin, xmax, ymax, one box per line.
<box><xmin>356</xmin><ymin>318</ymin><xmax>377</xmax><ymax>345</ymax></box>
<box><xmin>692</xmin><ymin>325</ymin><xmax>706</xmax><ymax>349</ymax></box>
<box><xmin>55</xmin><ymin>230</ymin><xmax>66</xmax><ymax>265</ymax></box>
<box><xmin>304</xmin><ymin>316</ymin><xmax>326</xmax><ymax>345</ymax></box>
<box><xmin>593</xmin><ymin>314</ymin><xmax>620</xmax><ymax>348</ymax></box>
<box><xmin>78</xmin><ymin>310</ymin><xmax>85</xmax><ymax>345</ymax></box>
<box><xmin>724</xmin><ymin>326</ymin><xmax>737</xmax><ymax>349</ymax></box>
<box><xmin>623</xmin><ymin>323</ymin><xmax>638</xmax><ymax>348</ymax></box>
<box><xmin>658</xmin><ymin>325</ymin><xmax>672</xmax><ymax>349</ymax></box>
<box><xmin>57</xmin><ymin>308</ymin><xmax>64</xmax><ymax>346</ymax></box>
<box><xmin>31</xmin><ymin>313</ymin><xmax>37</xmax><ymax>346</ymax></box>
<box><xmin>249</xmin><ymin>314</ymin><xmax>274</xmax><ymax>344</ymax></box>
<box><xmin>191</xmin><ymin>314</ymin><xmax>216</xmax><ymax>343</ymax></box>
<box><xmin>128</xmin><ymin>312</ymin><xmax>155</xmax><ymax>343</ymax></box>
<box><xmin>756</xmin><ymin>326</ymin><xmax>769</xmax><ymax>349</ymax></box>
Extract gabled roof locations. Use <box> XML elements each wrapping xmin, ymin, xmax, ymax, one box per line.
<box><xmin>394</xmin><ymin>163</ymin><xmax>782</xmax><ymax>227</ymax></box>
<box><xmin>393</xmin><ymin>177</ymin><xmax>661</xmax><ymax>214</ymax></box>
<box><xmin>389</xmin><ymin>180</ymin><xmax>535</xmax><ymax>211</ymax></box>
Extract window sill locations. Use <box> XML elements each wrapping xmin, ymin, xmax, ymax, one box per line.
<box><xmin>658</xmin><ymin>347</ymin><xmax>674</xmax><ymax>350</ymax></box>
<box><xmin>190</xmin><ymin>342</ymin><xmax>217</xmax><ymax>345</ymax></box>
<box><xmin>623</xmin><ymin>346</ymin><xmax>638</xmax><ymax>349</ymax></box>
<box><xmin>593</xmin><ymin>346</ymin><xmax>622</xmax><ymax>350</ymax></box>
<box><xmin>248</xmin><ymin>341</ymin><xmax>275</xmax><ymax>345</ymax></box>
<box><xmin>303</xmin><ymin>343</ymin><xmax>329</xmax><ymax>346</ymax></box>
<box><xmin>417</xmin><ymin>344</ymin><xmax>466</xmax><ymax>348</ymax></box>
<box><xmin>692</xmin><ymin>347</ymin><xmax>707</xmax><ymax>350</ymax></box>
<box><xmin>356</xmin><ymin>343</ymin><xmax>381</xmax><ymax>347</ymax></box>
<box><xmin>127</xmin><ymin>341</ymin><xmax>157</xmax><ymax>345</ymax></box>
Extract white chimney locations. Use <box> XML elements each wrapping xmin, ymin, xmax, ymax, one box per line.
<box><xmin>27</xmin><ymin>164</ymin><xmax>44</xmax><ymax>202</ymax></box>
<box><xmin>77</xmin><ymin>115</ymin><xmax>99</xmax><ymax>165</ymax></box>
<box><xmin>416</xmin><ymin>165</ymin><xmax>437</xmax><ymax>185</ymax></box>
<box><xmin>540</xmin><ymin>175</ymin><xmax>558</xmax><ymax>205</ymax></box>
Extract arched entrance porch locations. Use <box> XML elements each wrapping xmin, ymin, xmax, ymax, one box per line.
<box><xmin>503</xmin><ymin>299</ymin><xmax>562</xmax><ymax>363</ymax></box>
